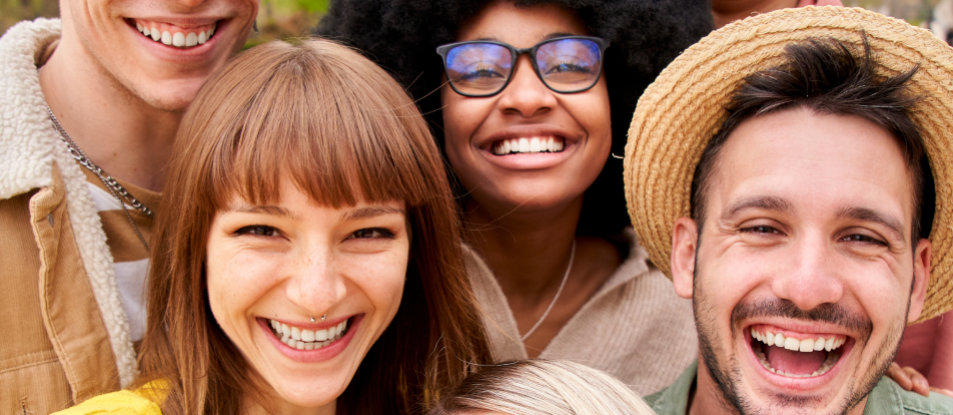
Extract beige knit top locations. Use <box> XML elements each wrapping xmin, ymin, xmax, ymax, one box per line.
<box><xmin>465</xmin><ymin>228</ymin><xmax>698</xmax><ymax>395</ymax></box>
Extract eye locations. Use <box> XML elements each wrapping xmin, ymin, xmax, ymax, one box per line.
<box><xmin>841</xmin><ymin>233</ymin><xmax>887</xmax><ymax>246</ymax></box>
<box><xmin>347</xmin><ymin>227</ymin><xmax>396</xmax><ymax>240</ymax></box>
<box><xmin>459</xmin><ymin>66</ymin><xmax>507</xmax><ymax>81</ymax></box>
<box><xmin>544</xmin><ymin>61</ymin><xmax>592</xmax><ymax>75</ymax></box>
<box><xmin>234</xmin><ymin>225</ymin><xmax>280</xmax><ymax>238</ymax></box>
<box><xmin>739</xmin><ymin>225</ymin><xmax>782</xmax><ymax>235</ymax></box>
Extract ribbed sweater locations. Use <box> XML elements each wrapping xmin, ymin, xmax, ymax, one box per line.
<box><xmin>465</xmin><ymin>228</ymin><xmax>698</xmax><ymax>395</ymax></box>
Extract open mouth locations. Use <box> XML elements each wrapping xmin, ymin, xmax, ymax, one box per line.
<box><xmin>491</xmin><ymin>136</ymin><xmax>565</xmax><ymax>155</ymax></box>
<box><xmin>750</xmin><ymin>326</ymin><xmax>848</xmax><ymax>378</ymax></box>
<box><xmin>130</xmin><ymin>18</ymin><xmax>217</xmax><ymax>48</ymax></box>
<box><xmin>267</xmin><ymin>318</ymin><xmax>351</xmax><ymax>351</ymax></box>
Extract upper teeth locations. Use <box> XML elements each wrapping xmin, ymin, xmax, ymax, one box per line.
<box><xmin>751</xmin><ymin>328</ymin><xmax>845</xmax><ymax>352</ymax></box>
<box><xmin>269</xmin><ymin>319</ymin><xmax>348</xmax><ymax>351</ymax></box>
<box><xmin>492</xmin><ymin>137</ymin><xmax>564</xmax><ymax>155</ymax></box>
<box><xmin>136</xmin><ymin>22</ymin><xmax>215</xmax><ymax>48</ymax></box>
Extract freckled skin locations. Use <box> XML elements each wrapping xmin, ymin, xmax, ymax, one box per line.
<box><xmin>206</xmin><ymin>180</ymin><xmax>409</xmax><ymax>414</ymax></box>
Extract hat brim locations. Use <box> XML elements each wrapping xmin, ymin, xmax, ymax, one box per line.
<box><xmin>624</xmin><ymin>6</ymin><xmax>953</xmax><ymax>323</ymax></box>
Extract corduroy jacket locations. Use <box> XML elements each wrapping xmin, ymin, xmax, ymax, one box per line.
<box><xmin>0</xmin><ymin>18</ymin><xmax>136</xmax><ymax>414</ymax></box>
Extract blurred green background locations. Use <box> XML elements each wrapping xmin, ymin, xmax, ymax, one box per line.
<box><xmin>0</xmin><ymin>0</ymin><xmax>944</xmax><ymax>40</ymax></box>
<box><xmin>1</xmin><ymin>0</ymin><xmax>329</xmax><ymax>43</ymax></box>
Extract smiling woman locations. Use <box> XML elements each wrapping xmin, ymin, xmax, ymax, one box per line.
<box><xmin>54</xmin><ymin>38</ymin><xmax>491</xmax><ymax>415</ymax></box>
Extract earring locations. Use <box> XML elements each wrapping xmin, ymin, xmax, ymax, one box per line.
<box><xmin>309</xmin><ymin>315</ymin><xmax>316</xmax><ymax>323</ymax></box>
<box><xmin>321</xmin><ymin>313</ymin><xmax>327</xmax><ymax>321</ymax></box>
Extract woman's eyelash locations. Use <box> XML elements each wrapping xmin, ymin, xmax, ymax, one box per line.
<box><xmin>235</xmin><ymin>225</ymin><xmax>279</xmax><ymax>237</ymax></box>
<box><xmin>349</xmin><ymin>227</ymin><xmax>395</xmax><ymax>239</ymax></box>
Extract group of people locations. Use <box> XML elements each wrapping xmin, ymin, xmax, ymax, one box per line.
<box><xmin>1</xmin><ymin>0</ymin><xmax>951</xmax><ymax>414</ymax></box>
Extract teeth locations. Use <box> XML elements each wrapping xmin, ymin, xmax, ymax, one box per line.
<box><xmin>136</xmin><ymin>20</ymin><xmax>216</xmax><ymax>48</ymax></box>
<box><xmin>751</xmin><ymin>327</ymin><xmax>845</xmax><ymax>352</ymax></box>
<box><xmin>492</xmin><ymin>137</ymin><xmax>565</xmax><ymax>155</ymax></box>
<box><xmin>269</xmin><ymin>318</ymin><xmax>350</xmax><ymax>351</ymax></box>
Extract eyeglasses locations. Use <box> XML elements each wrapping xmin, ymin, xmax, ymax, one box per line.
<box><xmin>436</xmin><ymin>36</ymin><xmax>609</xmax><ymax>97</ymax></box>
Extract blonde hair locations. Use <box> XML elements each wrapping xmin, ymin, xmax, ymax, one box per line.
<box><xmin>430</xmin><ymin>360</ymin><xmax>655</xmax><ymax>415</ymax></box>
<box><xmin>138</xmin><ymin>38</ymin><xmax>490</xmax><ymax>414</ymax></box>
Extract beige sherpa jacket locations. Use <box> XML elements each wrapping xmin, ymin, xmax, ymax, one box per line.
<box><xmin>0</xmin><ymin>18</ymin><xmax>136</xmax><ymax>413</ymax></box>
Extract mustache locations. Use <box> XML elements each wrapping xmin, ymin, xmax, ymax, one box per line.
<box><xmin>731</xmin><ymin>298</ymin><xmax>873</xmax><ymax>338</ymax></box>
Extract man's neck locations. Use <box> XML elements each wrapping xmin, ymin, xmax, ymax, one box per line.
<box><xmin>38</xmin><ymin>32</ymin><xmax>181</xmax><ymax>192</ymax></box>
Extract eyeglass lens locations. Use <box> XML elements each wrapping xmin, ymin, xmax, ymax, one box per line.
<box><xmin>443</xmin><ymin>37</ymin><xmax>603</xmax><ymax>96</ymax></box>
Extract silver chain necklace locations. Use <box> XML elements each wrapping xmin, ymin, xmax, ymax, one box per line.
<box><xmin>46</xmin><ymin>106</ymin><xmax>151</xmax><ymax>251</ymax></box>
<box><xmin>520</xmin><ymin>240</ymin><xmax>576</xmax><ymax>342</ymax></box>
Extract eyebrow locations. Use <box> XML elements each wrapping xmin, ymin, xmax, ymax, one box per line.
<box><xmin>722</xmin><ymin>197</ymin><xmax>907</xmax><ymax>240</ymax></box>
<box><xmin>472</xmin><ymin>32</ymin><xmax>579</xmax><ymax>43</ymax></box>
<box><xmin>343</xmin><ymin>205</ymin><xmax>406</xmax><ymax>221</ymax></box>
<box><xmin>723</xmin><ymin>196</ymin><xmax>793</xmax><ymax>219</ymax></box>
<box><xmin>837</xmin><ymin>206</ymin><xmax>905</xmax><ymax>240</ymax></box>
<box><xmin>226</xmin><ymin>204</ymin><xmax>404</xmax><ymax>221</ymax></box>
<box><xmin>231</xmin><ymin>204</ymin><xmax>292</xmax><ymax>217</ymax></box>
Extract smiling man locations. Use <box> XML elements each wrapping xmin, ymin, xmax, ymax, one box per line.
<box><xmin>0</xmin><ymin>1</ymin><xmax>258</xmax><ymax>412</ymax></box>
<box><xmin>624</xmin><ymin>6</ymin><xmax>953</xmax><ymax>415</ymax></box>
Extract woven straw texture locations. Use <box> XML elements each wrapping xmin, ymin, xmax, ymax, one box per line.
<box><xmin>624</xmin><ymin>6</ymin><xmax>953</xmax><ymax>322</ymax></box>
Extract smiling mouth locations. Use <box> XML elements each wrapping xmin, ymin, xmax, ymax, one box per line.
<box><xmin>491</xmin><ymin>136</ymin><xmax>565</xmax><ymax>155</ymax></box>
<box><xmin>131</xmin><ymin>18</ymin><xmax>217</xmax><ymax>48</ymax></box>
<box><xmin>268</xmin><ymin>318</ymin><xmax>350</xmax><ymax>351</ymax></box>
<box><xmin>750</xmin><ymin>327</ymin><xmax>848</xmax><ymax>378</ymax></box>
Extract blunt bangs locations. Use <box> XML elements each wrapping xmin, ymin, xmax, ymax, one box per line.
<box><xmin>191</xmin><ymin>39</ymin><xmax>445</xmax><ymax>213</ymax></box>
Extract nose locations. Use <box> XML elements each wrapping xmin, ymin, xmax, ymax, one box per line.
<box><xmin>771</xmin><ymin>233</ymin><xmax>845</xmax><ymax>312</ymax></box>
<box><xmin>497</xmin><ymin>55</ymin><xmax>557</xmax><ymax>117</ymax></box>
<box><xmin>285</xmin><ymin>246</ymin><xmax>346</xmax><ymax>317</ymax></box>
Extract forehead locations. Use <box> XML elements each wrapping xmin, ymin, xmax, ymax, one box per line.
<box><xmin>707</xmin><ymin>107</ymin><xmax>915</xmax><ymax>230</ymax></box>
<box><xmin>456</xmin><ymin>1</ymin><xmax>589</xmax><ymax>44</ymax></box>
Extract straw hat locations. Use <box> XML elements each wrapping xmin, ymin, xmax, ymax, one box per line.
<box><xmin>624</xmin><ymin>6</ymin><xmax>953</xmax><ymax>322</ymax></box>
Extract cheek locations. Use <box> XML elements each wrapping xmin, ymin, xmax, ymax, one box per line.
<box><xmin>205</xmin><ymin>248</ymin><xmax>276</xmax><ymax>325</ymax></box>
<box><xmin>353</xmin><ymin>249</ymin><xmax>410</xmax><ymax>317</ymax></box>
<box><xmin>440</xmin><ymin>87</ymin><xmax>487</xmax><ymax>151</ymax></box>
<box><xmin>573</xmin><ymin>81</ymin><xmax>611</xmax><ymax>146</ymax></box>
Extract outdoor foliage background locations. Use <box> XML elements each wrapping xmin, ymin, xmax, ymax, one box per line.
<box><xmin>1</xmin><ymin>0</ymin><xmax>329</xmax><ymax>43</ymax></box>
<box><xmin>0</xmin><ymin>0</ymin><xmax>944</xmax><ymax>46</ymax></box>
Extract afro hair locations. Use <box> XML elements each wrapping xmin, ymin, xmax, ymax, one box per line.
<box><xmin>317</xmin><ymin>0</ymin><xmax>713</xmax><ymax>236</ymax></box>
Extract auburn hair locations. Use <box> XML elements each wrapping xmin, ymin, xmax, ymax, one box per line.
<box><xmin>137</xmin><ymin>38</ymin><xmax>491</xmax><ymax>414</ymax></box>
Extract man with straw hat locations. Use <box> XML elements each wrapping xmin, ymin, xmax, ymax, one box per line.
<box><xmin>625</xmin><ymin>6</ymin><xmax>953</xmax><ymax>414</ymax></box>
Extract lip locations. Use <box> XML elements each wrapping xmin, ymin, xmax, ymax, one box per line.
<box><xmin>742</xmin><ymin>321</ymin><xmax>856</xmax><ymax>392</ymax></box>
<box><xmin>477</xmin><ymin>125</ymin><xmax>583</xmax><ymax>171</ymax></box>
<box><xmin>124</xmin><ymin>16</ymin><xmax>235</xmax><ymax>61</ymax></box>
<box><xmin>258</xmin><ymin>314</ymin><xmax>363</xmax><ymax>363</ymax></box>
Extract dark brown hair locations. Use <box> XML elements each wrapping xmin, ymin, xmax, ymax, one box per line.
<box><xmin>691</xmin><ymin>36</ymin><xmax>930</xmax><ymax>238</ymax></box>
<box><xmin>137</xmin><ymin>38</ymin><xmax>491</xmax><ymax>414</ymax></box>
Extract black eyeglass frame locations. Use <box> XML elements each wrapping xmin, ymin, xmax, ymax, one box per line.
<box><xmin>435</xmin><ymin>35</ymin><xmax>610</xmax><ymax>98</ymax></box>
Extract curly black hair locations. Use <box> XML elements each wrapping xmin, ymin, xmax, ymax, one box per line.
<box><xmin>317</xmin><ymin>0</ymin><xmax>713</xmax><ymax>236</ymax></box>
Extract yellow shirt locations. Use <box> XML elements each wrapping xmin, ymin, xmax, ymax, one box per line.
<box><xmin>53</xmin><ymin>381</ymin><xmax>167</xmax><ymax>415</ymax></box>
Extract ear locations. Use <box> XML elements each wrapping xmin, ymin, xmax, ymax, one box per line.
<box><xmin>907</xmin><ymin>238</ymin><xmax>931</xmax><ymax>323</ymax></box>
<box><xmin>671</xmin><ymin>216</ymin><xmax>699</xmax><ymax>300</ymax></box>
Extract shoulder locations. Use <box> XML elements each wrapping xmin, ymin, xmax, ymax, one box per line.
<box><xmin>0</xmin><ymin>18</ymin><xmax>60</xmax><ymax>59</ymax></box>
<box><xmin>865</xmin><ymin>377</ymin><xmax>953</xmax><ymax>415</ymax></box>
<box><xmin>645</xmin><ymin>361</ymin><xmax>697</xmax><ymax>415</ymax></box>
<box><xmin>0</xmin><ymin>18</ymin><xmax>62</xmax><ymax>196</ymax></box>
